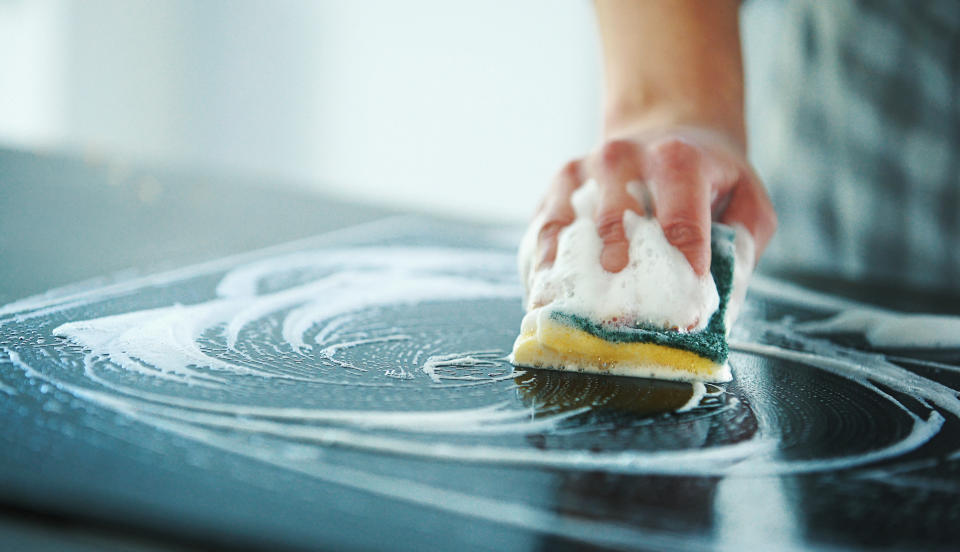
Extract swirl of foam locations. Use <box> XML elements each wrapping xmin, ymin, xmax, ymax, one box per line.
<box><xmin>0</xmin><ymin>240</ymin><xmax>956</xmax><ymax>481</ymax></box>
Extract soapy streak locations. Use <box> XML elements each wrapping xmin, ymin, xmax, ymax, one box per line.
<box><xmin>7</xmin><ymin>316</ymin><xmax>952</xmax><ymax>476</ymax></box>
<box><xmin>677</xmin><ymin>382</ymin><xmax>707</xmax><ymax>413</ymax></box>
<box><xmin>8</xmin><ymin>341</ymin><xmax>946</xmax><ymax>478</ymax></box>
<box><xmin>0</xmin><ymin>216</ymin><xmax>428</xmax><ymax>324</ymax></box>
<box><xmin>52</xmin><ymin>248</ymin><xmax>519</xmax><ymax>393</ymax></box>
<box><xmin>3</xmin><ymin>219</ymin><xmax>960</xmax><ymax>550</ymax></box>
<box><xmin>3</xmin><ymin>219</ymin><xmax>960</xmax><ymax>487</ymax></box>
<box><xmin>115</xmin><ymin>411</ymin><xmax>722</xmax><ymax>552</ymax></box>
<box><xmin>794</xmin><ymin>309</ymin><xmax>960</xmax><ymax>349</ymax></box>
<box><xmin>421</xmin><ymin>351</ymin><xmax>506</xmax><ymax>384</ymax></box>
<box><xmin>10</xmin><ymin>350</ymin><xmax>576</xmax><ymax>434</ymax></box>
<box><xmin>751</xmin><ymin>275</ymin><xmax>960</xmax><ymax>350</ymax></box>
<box><xmin>852</xmin><ymin>459</ymin><xmax>960</xmax><ymax>493</ymax></box>
<box><xmin>5</xmin><ymin>350</ymin><xmax>769</xmax><ymax>473</ymax></box>
<box><xmin>887</xmin><ymin>356</ymin><xmax>960</xmax><ymax>375</ymax></box>
<box><xmin>318</xmin><ymin>335</ymin><xmax>412</xmax><ymax>372</ymax></box>
<box><xmin>731</xmin><ymin>343</ymin><xmax>960</xmax><ymax>420</ymax></box>
<box><xmin>383</xmin><ymin>368</ymin><xmax>414</xmax><ymax>380</ymax></box>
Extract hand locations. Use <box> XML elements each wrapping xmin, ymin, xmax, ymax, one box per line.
<box><xmin>532</xmin><ymin>126</ymin><xmax>777</xmax><ymax>277</ymax></box>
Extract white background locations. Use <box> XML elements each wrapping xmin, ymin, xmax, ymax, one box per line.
<box><xmin>0</xmin><ymin>0</ymin><xmax>780</xmax><ymax>222</ymax></box>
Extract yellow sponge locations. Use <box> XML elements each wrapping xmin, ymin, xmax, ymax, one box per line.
<box><xmin>511</xmin><ymin>308</ymin><xmax>730</xmax><ymax>382</ymax></box>
<box><xmin>510</xmin><ymin>224</ymin><xmax>741</xmax><ymax>383</ymax></box>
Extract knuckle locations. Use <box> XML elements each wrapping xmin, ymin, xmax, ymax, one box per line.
<box><xmin>540</xmin><ymin>196</ymin><xmax>575</xmax><ymax>222</ymax></box>
<box><xmin>560</xmin><ymin>159</ymin><xmax>582</xmax><ymax>179</ymax></box>
<box><xmin>663</xmin><ymin>220</ymin><xmax>706</xmax><ymax>249</ymax></box>
<box><xmin>650</xmin><ymin>138</ymin><xmax>699</xmax><ymax>173</ymax></box>
<box><xmin>599</xmin><ymin>140</ymin><xmax>635</xmax><ymax>169</ymax></box>
<box><xmin>595</xmin><ymin>212</ymin><xmax>627</xmax><ymax>244</ymax></box>
<box><xmin>550</xmin><ymin>162</ymin><xmax>582</xmax><ymax>194</ymax></box>
<box><xmin>538</xmin><ymin>219</ymin><xmax>569</xmax><ymax>241</ymax></box>
<box><xmin>712</xmin><ymin>161</ymin><xmax>741</xmax><ymax>187</ymax></box>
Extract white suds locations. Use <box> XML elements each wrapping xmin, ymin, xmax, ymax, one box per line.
<box><xmin>422</xmin><ymin>351</ymin><xmax>510</xmax><ymax>384</ymax></box>
<box><xmin>3</xmin><ymin>213</ymin><xmax>959</xmax><ymax>515</ymax></box>
<box><xmin>795</xmin><ymin>308</ymin><xmax>960</xmax><ymax>349</ymax></box>
<box><xmin>676</xmin><ymin>382</ymin><xmax>707</xmax><ymax>412</ymax></box>
<box><xmin>518</xmin><ymin>179</ymin><xmax>721</xmax><ymax>330</ymax></box>
<box><xmin>383</xmin><ymin>368</ymin><xmax>415</xmax><ymax>380</ymax></box>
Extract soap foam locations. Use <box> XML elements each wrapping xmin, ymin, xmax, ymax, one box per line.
<box><xmin>518</xmin><ymin>179</ymin><xmax>721</xmax><ymax>331</ymax></box>
<box><xmin>795</xmin><ymin>309</ymin><xmax>960</xmax><ymax>349</ymax></box>
<box><xmin>5</xmin><ymin>214</ymin><xmax>960</xmax><ymax>545</ymax></box>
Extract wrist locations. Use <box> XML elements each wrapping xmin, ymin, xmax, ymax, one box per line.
<box><xmin>603</xmin><ymin>99</ymin><xmax>746</xmax><ymax>152</ymax></box>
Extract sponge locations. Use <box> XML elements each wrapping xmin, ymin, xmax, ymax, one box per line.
<box><xmin>511</xmin><ymin>224</ymin><xmax>740</xmax><ymax>383</ymax></box>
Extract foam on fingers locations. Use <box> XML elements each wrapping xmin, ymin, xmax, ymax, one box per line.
<box><xmin>519</xmin><ymin>179</ymin><xmax>720</xmax><ymax>330</ymax></box>
<box><xmin>514</xmin><ymin>179</ymin><xmax>754</xmax><ymax>382</ymax></box>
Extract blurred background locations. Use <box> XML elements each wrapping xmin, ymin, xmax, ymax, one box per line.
<box><xmin>0</xmin><ymin>0</ymin><xmax>782</xmax><ymax>223</ymax></box>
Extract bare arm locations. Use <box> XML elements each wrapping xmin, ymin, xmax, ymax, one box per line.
<box><xmin>597</xmin><ymin>0</ymin><xmax>745</xmax><ymax>148</ymax></box>
<box><xmin>531</xmin><ymin>0</ymin><xmax>775</xmax><ymax>282</ymax></box>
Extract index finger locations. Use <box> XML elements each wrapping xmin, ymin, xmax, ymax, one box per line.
<box><xmin>647</xmin><ymin>138</ymin><xmax>712</xmax><ymax>277</ymax></box>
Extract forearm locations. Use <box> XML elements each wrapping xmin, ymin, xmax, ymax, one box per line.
<box><xmin>595</xmin><ymin>0</ymin><xmax>746</xmax><ymax>150</ymax></box>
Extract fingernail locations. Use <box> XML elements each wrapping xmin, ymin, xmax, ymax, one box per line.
<box><xmin>600</xmin><ymin>242</ymin><xmax>629</xmax><ymax>273</ymax></box>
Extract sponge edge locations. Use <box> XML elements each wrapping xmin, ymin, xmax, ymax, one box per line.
<box><xmin>510</xmin><ymin>223</ymin><xmax>751</xmax><ymax>383</ymax></box>
<box><xmin>511</xmin><ymin>308</ymin><xmax>732</xmax><ymax>382</ymax></box>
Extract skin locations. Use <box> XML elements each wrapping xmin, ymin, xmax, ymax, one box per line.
<box><xmin>534</xmin><ymin>0</ymin><xmax>777</xmax><ymax>277</ymax></box>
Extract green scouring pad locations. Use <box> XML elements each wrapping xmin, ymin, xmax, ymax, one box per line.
<box><xmin>511</xmin><ymin>224</ymin><xmax>738</xmax><ymax>383</ymax></box>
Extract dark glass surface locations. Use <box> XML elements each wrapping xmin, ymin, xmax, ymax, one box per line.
<box><xmin>1</xmin><ymin>148</ymin><xmax>958</xmax><ymax>551</ymax></box>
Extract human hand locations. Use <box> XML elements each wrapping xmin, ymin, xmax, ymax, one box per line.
<box><xmin>531</xmin><ymin>126</ymin><xmax>777</xmax><ymax>278</ymax></box>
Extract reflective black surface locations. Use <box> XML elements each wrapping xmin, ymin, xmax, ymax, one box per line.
<box><xmin>1</xmin><ymin>149</ymin><xmax>959</xmax><ymax>551</ymax></box>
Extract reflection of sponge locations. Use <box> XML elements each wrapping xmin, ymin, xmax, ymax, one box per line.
<box><xmin>511</xmin><ymin>225</ymin><xmax>738</xmax><ymax>383</ymax></box>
